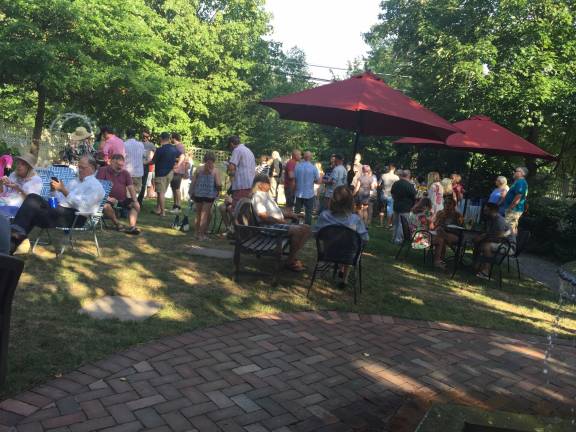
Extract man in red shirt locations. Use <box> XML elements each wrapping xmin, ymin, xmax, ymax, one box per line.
<box><xmin>283</xmin><ymin>149</ymin><xmax>301</xmax><ymax>211</ymax></box>
<box><xmin>96</xmin><ymin>154</ymin><xmax>141</xmax><ymax>234</ymax></box>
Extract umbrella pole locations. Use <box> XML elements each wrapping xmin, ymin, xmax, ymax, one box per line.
<box><xmin>463</xmin><ymin>156</ymin><xmax>475</xmax><ymax>218</ymax></box>
<box><xmin>348</xmin><ymin>130</ymin><xmax>361</xmax><ymax>185</ymax></box>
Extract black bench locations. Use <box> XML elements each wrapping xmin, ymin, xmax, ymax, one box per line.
<box><xmin>0</xmin><ymin>253</ymin><xmax>24</xmax><ymax>385</ymax></box>
<box><xmin>232</xmin><ymin>198</ymin><xmax>290</xmax><ymax>285</ymax></box>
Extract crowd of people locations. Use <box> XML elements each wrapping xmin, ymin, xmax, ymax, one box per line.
<box><xmin>0</xmin><ymin>128</ymin><xmax>529</xmax><ymax>281</ymax></box>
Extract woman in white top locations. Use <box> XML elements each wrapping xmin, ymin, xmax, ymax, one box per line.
<box><xmin>0</xmin><ymin>153</ymin><xmax>43</xmax><ymax>211</ymax></box>
<box><xmin>427</xmin><ymin>171</ymin><xmax>444</xmax><ymax>215</ymax></box>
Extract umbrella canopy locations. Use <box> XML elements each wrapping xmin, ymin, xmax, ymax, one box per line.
<box><xmin>261</xmin><ymin>72</ymin><xmax>460</xmax><ymax>141</ymax></box>
<box><xmin>395</xmin><ymin>115</ymin><xmax>556</xmax><ymax>160</ymax></box>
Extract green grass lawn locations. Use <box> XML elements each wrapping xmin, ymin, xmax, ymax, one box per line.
<box><xmin>6</xmin><ymin>200</ymin><xmax>575</xmax><ymax>397</ymax></box>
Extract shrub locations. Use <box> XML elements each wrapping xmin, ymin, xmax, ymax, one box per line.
<box><xmin>521</xmin><ymin>197</ymin><xmax>576</xmax><ymax>262</ymax></box>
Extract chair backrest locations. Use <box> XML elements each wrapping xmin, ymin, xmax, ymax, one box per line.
<box><xmin>316</xmin><ymin>225</ymin><xmax>363</xmax><ymax>265</ymax></box>
<box><xmin>233</xmin><ymin>198</ymin><xmax>256</xmax><ymax>227</ymax></box>
<box><xmin>83</xmin><ymin>180</ymin><xmax>112</xmax><ymax>229</ymax></box>
<box><xmin>514</xmin><ymin>230</ymin><xmax>531</xmax><ymax>257</ymax></box>
<box><xmin>36</xmin><ymin>168</ymin><xmax>53</xmax><ymax>200</ymax></box>
<box><xmin>400</xmin><ymin>215</ymin><xmax>412</xmax><ymax>243</ymax></box>
<box><xmin>0</xmin><ymin>254</ymin><xmax>24</xmax><ymax>385</ymax></box>
<box><xmin>50</xmin><ymin>165</ymin><xmax>77</xmax><ymax>188</ymax></box>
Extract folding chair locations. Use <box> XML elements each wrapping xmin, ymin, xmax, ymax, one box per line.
<box><xmin>32</xmin><ymin>180</ymin><xmax>113</xmax><ymax>257</ymax></box>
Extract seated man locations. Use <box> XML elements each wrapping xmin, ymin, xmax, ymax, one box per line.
<box><xmin>96</xmin><ymin>154</ymin><xmax>141</xmax><ymax>235</ymax></box>
<box><xmin>251</xmin><ymin>174</ymin><xmax>311</xmax><ymax>272</ymax></box>
<box><xmin>473</xmin><ymin>202</ymin><xmax>515</xmax><ymax>279</ymax></box>
<box><xmin>10</xmin><ymin>156</ymin><xmax>105</xmax><ymax>253</ymax></box>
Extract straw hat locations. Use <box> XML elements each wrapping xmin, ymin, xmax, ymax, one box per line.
<box><xmin>14</xmin><ymin>153</ymin><xmax>37</xmax><ymax>169</ymax></box>
<box><xmin>70</xmin><ymin>126</ymin><xmax>92</xmax><ymax>141</ymax></box>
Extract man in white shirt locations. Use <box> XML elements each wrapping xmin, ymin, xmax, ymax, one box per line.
<box><xmin>228</xmin><ymin>135</ymin><xmax>256</xmax><ymax>210</ymax></box>
<box><xmin>10</xmin><ymin>156</ymin><xmax>105</xmax><ymax>253</ymax></box>
<box><xmin>252</xmin><ymin>175</ymin><xmax>311</xmax><ymax>272</ymax></box>
<box><xmin>123</xmin><ymin>129</ymin><xmax>145</xmax><ymax>196</ymax></box>
<box><xmin>379</xmin><ymin>163</ymin><xmax>399</xmax><ymax>228</ymax></box>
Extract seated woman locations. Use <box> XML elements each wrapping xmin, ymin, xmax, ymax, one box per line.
<box><xmin>0</xmin><ymin>154</ymin><xmax>42</xmax><ymax>218</ymax></box>
<box><xmin>189</xmin><ymin>152</ymin><xmax>222</xmax><ymax>241</ymax></box>
<box><xmin>251</xmin><ymin>174</ymin><xmax>311</xmax><ymax>272</ymax></box>
<box><xmin>431</xmin><ymin>196</ymin><xmax>463</xmax><ymax>264</ymax></box>
<box><xmin>314</xmin><ymin>185</ymin><xmax>368</xmax><ymax>287</ymax></box>
<box><xmin>408</xmin><ymin>197</ymin><xmax>446</xmax><ymax>269</ymax></box>
<box><xmin>488</xmin><ymin>175</ymin><xmax>509</xmax><ymax>216</ymax></box>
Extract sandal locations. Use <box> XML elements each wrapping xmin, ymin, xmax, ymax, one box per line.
<box><xmin>125</xmin><ymin>226</ymin><xmax>141</xmax><ymax>235</ymax></box>
<box><xmin>286</xmin><ymin>260</ymin><xmax>306</xmax><ymax>272</ymax></box>
<box><xmin>476</xmin><ymin>271</ymin><xmax>490</xmax><ymax>280</ymax></box>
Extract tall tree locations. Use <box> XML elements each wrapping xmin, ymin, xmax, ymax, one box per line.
<box><xmin>365</xmin><ymin>0</ymin><xmax>576</xmax><ymax>175</ymax></box>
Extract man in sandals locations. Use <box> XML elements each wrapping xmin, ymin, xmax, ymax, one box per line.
<box><xmin>97</xmin><ymin>154</ymin><xmax>141</xmax><ymax>235</ymax></box>
<box><xmin>252</xmin><ymin>174</ymin><xmax>311</xmax><ymax>272</ymax></box>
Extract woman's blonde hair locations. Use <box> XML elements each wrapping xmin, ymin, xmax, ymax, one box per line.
<box><xmin>271</xmin><ymin>151</ymin><xmax>281</xmax><ymax>160</ymax></box>
<box><xmin>496</xmin><ymin>176</ymin><xmax>508</xmax><ymax>187</ymax></box>
<box><xmin>427</xmin><ymin>171</ymin><xmax>440</xmax><ymax>185</ymax></box>
<box><xmin>441</xmin><ymin>177</ymin><xmax>453</xmax><ymax>195</ymax></box>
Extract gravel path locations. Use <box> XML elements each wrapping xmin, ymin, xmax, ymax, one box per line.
<box><xmin>518</xmin><ymin>253</ymin><xmax>560</xmax><ymax>291</ymax></box>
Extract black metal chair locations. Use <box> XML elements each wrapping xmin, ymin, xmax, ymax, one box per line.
<box><xmin>307</xmin><ymin>225</ymin><xmax>364</xmax><ymax>304</ymax></box>
<box><xmin>507</xmin><ymin>230</ymin><xmax>531</xmax><ymax>280</ymax></box>
<box><xmin>477</xmin><ymin>240</ymin><xmax>513</xmax><ymax>288</ymax></box>
<box><xmin>395</xmin><ymin>215</ymin><xmax>433</xmax><ymax>265</ymax></box>
<box><xmin>0</xmin><ymin>253</ymin><xmax>24</xmax><ymax>385</ymax></box>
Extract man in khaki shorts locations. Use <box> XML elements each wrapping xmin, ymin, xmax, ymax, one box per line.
<box><xmin>503</xmin><ymin>166</ymin><xmax>529</xmax><ymax>234</ymax></box>
<box><xmin>151</xmin><ymin>132</ymin><xmax>181</xmax><ymax>216</ymax></box>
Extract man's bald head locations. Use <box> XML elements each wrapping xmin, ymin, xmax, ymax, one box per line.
<box><xmin>303</xmin><ymin>151</ymin><xmax>312</xmax><ymax>161</ymax></box>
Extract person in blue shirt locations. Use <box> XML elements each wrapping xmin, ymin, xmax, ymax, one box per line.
<box><xmin>151</xmin><ymin>132</ymin><xmax>182</xmax><ymax>216</ymax></box>
<box><xmin>294</xmin><ymin>151</ymin><xmax>320</xmax><ymax>225</ymax></box>
<box><xmin>503</xmin><ymin>166</ymin><xmax>528</xmax><ymax>234</ymax></box>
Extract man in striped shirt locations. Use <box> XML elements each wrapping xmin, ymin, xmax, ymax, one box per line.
<box><xmin>227</xmin><ymin>135</ymin><xmax>256</xmax><ymax>210</ymax></box>
<box><xmin>123</xmin><ymin>129</ymin><xmax>145</xmax><ymax>196</ymax></box>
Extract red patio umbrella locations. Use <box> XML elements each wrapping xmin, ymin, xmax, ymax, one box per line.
<box><xmin>394</xmin><ymin>115</ymin><xmax>556</xmax><ymax>160</ymax></box>
<box><xmin>261</xmin><ymin>72</ymin><xmax>460</xmax><ymax>160</ymax></box>
<box><xmin>394</xmin><ymin>115</ymin><xmax>556</xmax><ymax>216</ymax></box>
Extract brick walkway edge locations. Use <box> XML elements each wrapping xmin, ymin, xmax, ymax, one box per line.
<box><xmin>2</xmin><ymin>312</ymin><xmax>575</xmax><ymax>432</ymax></box>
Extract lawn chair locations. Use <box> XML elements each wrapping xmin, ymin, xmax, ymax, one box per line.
<box><xmin>0</xmin><ymin>253</ymin><xmax>24</xmax><ymax>385</ymax></box>
<box><xmin>232</xmin><ymin>198</ymin><xmax>290</xmax><ymax>285</ymax></box>
<box><xmin>35</xmin><ymin>167</ymin><xmax>53</xmax><ymax>200</ymax></box>
<box><xmin>394</xmin><ymin>215</ymin><xmax>433</xmax><ymax>264</ymax></box>
<box><xmin>307</xmin><ymin>225</ymin><xmax>364</xmax><ymax>304</ymax></box>
<box><xmin>507</xmin><ymin>230</ymin><xmax>531</xmax><ymax>280</ymax></box>
<box><xmin>31</xmin><ymin>180</ymin><xmax>113</xmax><ymax>257</ymax></box>
<box><xmin>50</xmin><ymin>165</ymin><xmax>77</xmax><ymax>187</ymax></box>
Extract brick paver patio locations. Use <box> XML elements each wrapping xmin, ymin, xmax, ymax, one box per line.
<box><xmin>2</xmin><ymin>312</ymin><xmax>576</xmax><ymax>431</ymax></box>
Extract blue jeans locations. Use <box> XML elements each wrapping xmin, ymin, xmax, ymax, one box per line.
<box><xmin>295</xmin><ymin>197</ymin><xmax>315</xmax><ymax>225</ymax></box>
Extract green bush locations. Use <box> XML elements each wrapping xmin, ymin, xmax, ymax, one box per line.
<box><xmin>0</xmin><ymin>140</ymin><xmax>21</xmax><ymax>157</ymax></box>
<box><xmin>520</xmin><ymin>197</ymin><xmax>576</xmax><ymax>262</ymax></box>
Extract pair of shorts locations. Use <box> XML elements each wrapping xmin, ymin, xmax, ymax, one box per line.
<box><xmin>154</xmin><ymin>171</ymin><xmax>174</xmax><ymax>194</ymax></box>
<box><xmin>170</xmin><ymin>173</ymin><xmax>183</xmax><ymax>190</ymax></box>
<box><xmin>131</xmin><ymin>177</ymin><xmax>142</xmax><ymax>195</ymax></box>
<box><xmin>194</xmin><ymin>197</ymin><xmax>215</xmax><ymax>204</ymax></box>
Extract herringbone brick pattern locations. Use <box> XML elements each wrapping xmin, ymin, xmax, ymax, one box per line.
<box><xmin>2</xmin><ymin>312</ymin><xmax>575</xmax><ymax>431</ymax></box>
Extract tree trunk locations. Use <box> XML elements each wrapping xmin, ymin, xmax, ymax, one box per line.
<box><xmin>31</xmin><ymin>83</ymin><xmax>47</xmax><ymax>156</ymax></box>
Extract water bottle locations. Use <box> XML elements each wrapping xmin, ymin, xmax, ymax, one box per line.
<box><xmin>48</xmin><ymin>191</ymin><xmax>58</xmax><ymax>209</ymax></box>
